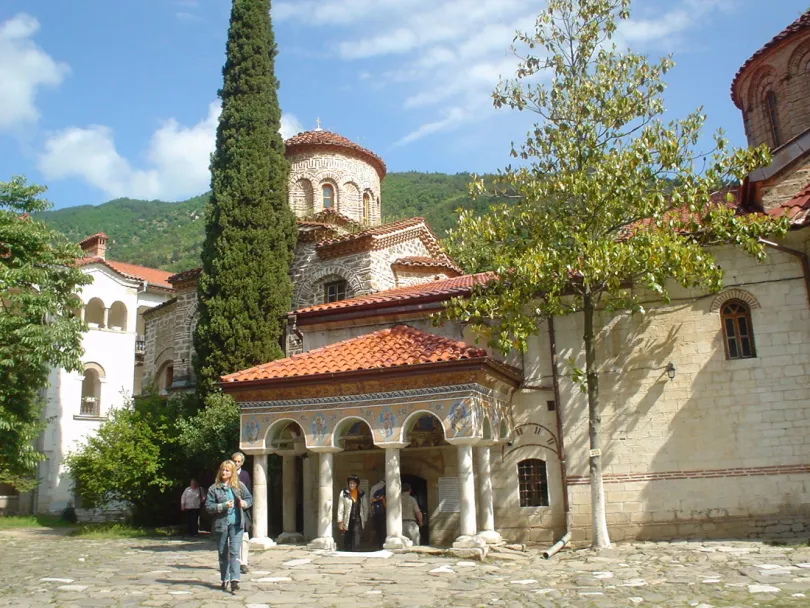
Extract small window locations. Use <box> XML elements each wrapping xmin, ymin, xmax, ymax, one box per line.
<box><xmin>517</xmin><ymin>459</ymin><xmax>549</xmax><ymax>507</ymax></box>
<box><xmin>363</xmin><ymin>192</ymin><xmax>371</xmax><ymax>223</ymax></box>
<box><xmin>322</xmin><ymin>184</ymin><xmax>334</xmax><ymax>210</ymax></box>
<box><xmin>721</xmin><ymin>300</ymin><xmax>756</xmax><ymax>360</ymax></box>
<box><xmin>765</xmin><ymin>91</ymin><xmax>781</xmax><ymax>147</ymax></box>
<box><xmin>324</xmin><ymin>280</ymin><xmax>347</xmax><ymax>303</ymax></box>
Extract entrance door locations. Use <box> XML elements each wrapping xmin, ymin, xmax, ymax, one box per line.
<box><xmin>401</xmin><ymin>474</ymin><xmax>428</xmax><ymax>545</ymax></box>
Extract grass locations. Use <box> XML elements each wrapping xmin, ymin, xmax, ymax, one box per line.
<box><xmin>0</xmin><ymin>514</ymin><xmax>77</xmax><ymax>529</ymax></box>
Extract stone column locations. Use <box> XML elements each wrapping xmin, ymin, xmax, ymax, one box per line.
<box><xmin>382</xmin><ymin>443</ymin><xmax>412</xmax><ymax>549</ymax></box>
<box><xmin>307</xmin><ymin>448</ymin><xmax>339</xmax><ymax>551</ymax></box>
<box><xmin>475</xmin><ymin>444</ymin><xmax>501</xmax><ymax>544</ymax></box>
<box><xmin>451</xmin><ymin>440</ymin><xmax>487</xmax><ymax>557</ymax></box>
<box><xmin>79</xmin><ymin>307</ymin><xmax>85</xmax><ymax>323</ymax></box>
<box><xmin>302</xmin><ymin>453</ymin><xmax>314</xmax><ymax>540</ymax></box>
<box><xmin>277</xmin><ymin>452</ymin><xmax>304</xmax><ymax>544</ymax></box>
<box><xmin>102</xmin><ymin>307</ymin><xmax>110</xmax><ymax>329</ymax></box>
<box><xmin>248</xmin><ymin>451</ymin><xmax>276</xmax><ymax>550</ymax></box>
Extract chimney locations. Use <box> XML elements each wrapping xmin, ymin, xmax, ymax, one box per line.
<box><xmin>79</xmin><ymin>232</ymin><xmax>108</xmax><ymax>259</ymax></box>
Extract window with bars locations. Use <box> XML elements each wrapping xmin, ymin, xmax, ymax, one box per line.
<box><xmin>765</xmin><ymin>91</ymin><xmax>781</xmax><ymax>147</ymax></box>
<box><xmin>721</xmin><ymin>300</ymin><xmax>756</xmax><ymax>360</ymax></box>
<box><xmin>517</xmin><ymin>459</ymin><xmax>549</xmax><ymax>507</ymax></box>
<box><xmin>324</xmin><ymin>280</ymin><xmax>348</xmax><ymax>303</ymax></box>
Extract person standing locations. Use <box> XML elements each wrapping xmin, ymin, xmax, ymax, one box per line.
<box><xmin>401</xmin><ymin>482</ymin><xmax>423</xmax><ymax>546</ymax></box>
<box><xmin>369</xmin><ymin>478</ymin><xmax>387</xmax><ymax>549</ymax></box>
<box><xmin>231</xmin><ymin>452</ymin><xmax>251</xmax><ymax>573</ymax></box>
<box><xmin>206</xmin><ymin>460</ymin><xmax>253</xmax><ymax>594</ymax></box>
<box><xmin>180</xmin><ymin>478</ymin><xmax>205</xmax><ymax>536</ymax></box>
<box><xmin>337</xmin><ymin>475</ymin><xmax>368</xmax><ymax>551</ymax></box>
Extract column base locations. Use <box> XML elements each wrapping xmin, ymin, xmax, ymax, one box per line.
<box><xmin>382</xmin><ymin>535</ymin><xmax>413</xmax><ymax>550</ymax></box>
<box><xmin>306</xmin><ymin>536</ymin><xmax>336</xmax><ymax>552</ymax></box>
<box><xmin>450</xmin><ymin>535</ymin><xmax>488</xmax><ymax>560</ymax></box>
<box><xmin>276</xmin><ymin>531</ymin><xmax>305</xmax><ymax>545</ymax></box>
<box><xmin>476</xmin><ymin>530</ymin><xmax>502</xmax><ymax>545</ymax></box>
<box><xmin>248</xmin><ymin>536</ymin><xmax>277</xmax><ymax>551</ymax></box>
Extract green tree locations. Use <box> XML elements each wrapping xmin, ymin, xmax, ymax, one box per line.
<box><xmin>0</xmin><ymin>176</ymin><xmax>91</xmax><ymax>491</ymax></box>
<box><xmin>194</xmin><ymin>0</ymin><xmax>297</xmax><ymax>398</ymax></box>
<box><xmin>176</xmin><ymin>392</ymin><xmax>240</xmax><ymax>476</ymax></box>
<box><xmin>443</xmin><ymin>0</ymin><xmax>787</xmax><ymax>548</ymax></box>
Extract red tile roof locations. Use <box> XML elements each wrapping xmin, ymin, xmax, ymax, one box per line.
<box><xmin>731</xmin><ymin>10</ymin><xmax>810</xmax><ymax>108</ymax></box>
<box><xmin>767</xmin><ymin>181</ymin><xmax>810</xmax><ymax>226</ymax></box>
<box><xmin>221</xmin><ymin>325</ymin><xmax>487</xmax><ymax>383</ymax></box>
<box><xmin>296</xmin><ymin>272</ymin><xmax>494</xmax><ymax>315</ymax></box>
<box><xmin>315</xmin><ymin>216</ymin><xmax>448</xmax><ymax>261</ymax></box>
<box><xmin>285</xmin><ymin>129</ymin><xmax>386</xmax><ymax>178</ymax></box>
<box><xmin>168</xmin><ymin>267</ymin><xmax>202</xmax><ymax>284</ymax></box>
<box><xmin>75</xmin><ymin>257</ymin><xmax>174</xmax><ymax>289</ymax></box>
<box><xmin>392</xmin><ymin>256</ymin><xmax>462</xmax><ymax>275</ymax></box>
<box><xmin>78</xmin><ymin>232</ymin><xmax>108</xmax><ymax>246</ymax></box>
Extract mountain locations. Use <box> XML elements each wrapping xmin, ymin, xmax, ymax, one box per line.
<box><xmin>39</xmin><ymin>172</ymin><xmax>502</xmax><ymax>272</ymax></box>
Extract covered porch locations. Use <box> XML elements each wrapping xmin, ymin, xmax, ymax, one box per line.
<box><xmin>220</xmin><ymin>325</ymin><xmax>521</xmax><ymax>557</ymax></box>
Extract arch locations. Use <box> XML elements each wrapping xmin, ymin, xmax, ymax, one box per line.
<box><xmin>80</xmin><ymin>364</ymin><xmax>104</xmax><ymax>416</ymax></box>
<box><xmin>765</xmin><ymin>90</ymin><xmax>782</xmax><ymax>147</ymax></box>
<box><xmin>333</xmin><ymin>416</ymin><xmax>376</xmax><ymax>450</ymax></box>
<box><xmin>291</xmin><ymin>178</ymin><xmax>315</xmax><ymax>217</ymax></box>
<box><xmin>362</xmin><ymin>191</ymin><xmax>372</xmax><ymax>224</ymax></box>
<box><xmin>84</xmin><ymin>297</ymin><xmax>105</xmax><ymax>327</ymax></box>
<box><xmin>720</xmin><ymin>299</ymin><xmax>757</xmax><ymax>360</ymax></box>
<box><xmin>399</xmin><ymin>410</ymin><xmax>448</xmax><ymax>445</ymax></box>
<box><xmin>499</xmin><ymin>418</ymin><xmax>509</xmax><ymax>441</ymax></box>
<box><xmin>517</xmin><ymin>458</ymin><xmax>549</xmax><ymax>507</ymax></box>
<box><xmin>156</xmin><ymin>360</ymin><xmax>174</xmax><ymax>395</ymax></box>
<box><xmin>108</xmin><ymin>301</ymin><xmax>127</xmax><ymax>331</ymax></box>
<box><xmin>342</xmin><ymin>181</ymin><xmax>361</xmax><ymax>221</ymax></box>
<box><xmin>83</xmin><ymin>361</ymin><xmax>106</xmax><ymax>378</ymax></box>
<box><xmin>710</xmin><ymin>288</ymin><xmax>760</xmax><ymax>313</ymax></box>
<box><xmin>321</xmin><ymin>181</ymin><xmax>337</xmax><ymax>211</ymax></box>
<box><xmin>265</xmin><ymin>418</ymin><xmax>305</xmax><ymax>449</ymax></box>
<box><xmin>745</xmin><ymin>65</ymin><xmax>779</xmax><ymax>112</ymax></box>
<box><xmin>293</xmin><ymin>263</ymin><xmax>367</xmax><ymax>309</ymax></box>
<box><xmin>482</xmin><ymin>417</ymin><xmax>492</xmax><ymax>441</ymax></box>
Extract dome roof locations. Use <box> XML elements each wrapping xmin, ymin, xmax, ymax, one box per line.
<box><xmin>284</xmin><ymin>129</ymin><xmax>386</xmax><ymax>178</ymax></box>
<box><xmin>731</xmin><ymin>9</ymin><xmax>810</xmax><ymax>109</ymax></box>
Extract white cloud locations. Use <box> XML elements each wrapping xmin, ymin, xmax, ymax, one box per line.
<box><xmin>39</xmin><ymin>104</ymin><xmax>304</xmax><ymax>201</ymax></box>
<box><xmin>0</xmin><ymin>13</ymin><xmax>69</xmax><ymax>132</ymax></box>
<box><xmin>273</xmin><ymin>0</ymin><xmax>738</xmax><ymax>146</ymax></box>
<box><xmin>280</xmin><ymin>113</ymin><xmax>304</xmax><ymax>139</ymax></box>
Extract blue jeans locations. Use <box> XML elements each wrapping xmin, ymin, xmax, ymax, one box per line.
<box><xmin>217</xmin><ymin>524</ymin><xmax>243</xmax><ymax>582</ymax></box>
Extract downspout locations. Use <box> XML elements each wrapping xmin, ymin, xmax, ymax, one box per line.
<box><xmin>758</xmin><ymin>238</ymin><xmax>810</xmax><ymax>308</ymax></box>
<box><xmin>543</xmin><ymin>316</ymin><xmax>571</xmax><ymax>559</ymax></box>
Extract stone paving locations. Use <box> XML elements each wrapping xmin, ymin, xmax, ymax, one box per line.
<box><xmin>2</xmin><ymin>528</ymin><xmax>810</xmax><ymax>607</ymax></box>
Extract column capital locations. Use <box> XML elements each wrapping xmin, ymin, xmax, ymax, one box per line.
<box><xmin>446</xmin><ymin>437</ymin><xmax>481</xmax><ymax>447</ymax></box>
<box><xmin>378</xmin><ymin>442</ymin><xmax>409</xmax><ymax>450</ymax></box>
<box><xmin>242</xmin><ymin>448</ymin><xmax>272</xmax><ymax>456</ymax></box>
<box><xmin>308</xmin><ymin>446</ymin><xmax>343</xmax><ymax>454</ymax></box>
<box><xmin>476</xmin><ymin>439</ymin><xmax>498</xmax><ymax>447</ymax></box>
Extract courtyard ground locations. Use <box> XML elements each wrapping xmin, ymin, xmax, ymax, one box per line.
<box><xmin>2</xmin><ymin>528</ymin><xmax>810</xmax><ymax>607</ymax></box>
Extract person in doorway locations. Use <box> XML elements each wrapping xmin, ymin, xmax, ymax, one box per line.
<box><xmin>231</xmin><ymin>451</ymin><xmax>251</xmax><ymax>573</ymax></box>
<box><xmin>180</xmin><ymin>478</ymin><xmax>205</xmax><ymax>536</ymax></box>
<box><xmin>337</xmin><ymin>475</ymin><xmax>368</xmax><ymax>551</ymax></box>
<box><xmin>369</xmin><ymin>478</ymin><xmax>387</xmax><ymax>549</ymax></box>
<box><xmin>206</xmin><ymin>460</ymin><xmax>252</xmax><ymax>594</ymax></box>
<box><xmin>402</xmin><ymin>482</ymin><xmax>423</xmax><ymax>546</ymax></box>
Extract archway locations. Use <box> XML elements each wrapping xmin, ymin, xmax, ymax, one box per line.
<box><xmin>85</xmin><ymin>297</ymin><xmax>105</xmax><ymax>327</ymax></box>
<box><xmin>401</xmin><ymin>474</ymin><xmax>428</xmax><ymax>545</ymax></box>
<box><xmin>80</xmin><ymin>364</ymin><xmax>104</xmax><ymax>416</ymax></box>
<box><xmin>108</xmin><ymin>301</ymin><xmax>127</xmax><ymax>331</ymax></box>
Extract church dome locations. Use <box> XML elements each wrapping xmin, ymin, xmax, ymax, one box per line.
<box><xmin>285</xmin><ymin>129</ymin><xmax>386</xmax><ymax>179</ymax></box>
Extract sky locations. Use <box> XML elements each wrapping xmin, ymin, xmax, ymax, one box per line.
<box><xmin>0</xmin><ymin>0</ymin><xmax>808</xmax><ymax>209</ymax></box>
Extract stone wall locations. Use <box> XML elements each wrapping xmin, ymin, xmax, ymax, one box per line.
<box><xmin>735</xmin><ymin>30</ymin><xmax>810</xmax><ymax>148</ymax></box>
<box><xmin>760</xmin><ymin>153</ymin><xmax>810</xmax><ymax>209</ymax></box>
<box><xmin>288</xmin><ymin>151</ymin><xmax>381</xmax><ymax>225</ymax></box>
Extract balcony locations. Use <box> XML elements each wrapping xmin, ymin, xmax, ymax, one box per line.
<box><xmin>79</xmin><ymin>397</ymin><xmax>100</xmax><ymax>417</ymax></box>
<box><xmin>135</xmin><ymin>335</ymin><xmax>146</xmax><ymax>360</ymax></box>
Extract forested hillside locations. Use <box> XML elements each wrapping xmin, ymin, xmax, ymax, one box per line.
<box><xmin>40</xmin><ymin>172</ymin><xmax>503</xmax><ymax>272</ymax></box>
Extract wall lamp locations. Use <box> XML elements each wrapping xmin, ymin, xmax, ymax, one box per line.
<box><xmin>665</xmin><ymin>361</ymin><xmax>676</xmax><ymax>381</ymax></box>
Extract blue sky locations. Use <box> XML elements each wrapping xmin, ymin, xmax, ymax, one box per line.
<box><xmin>0</xmin><ymin>0</ymin><xmax>808</xmax><ymax>209</ymax></box>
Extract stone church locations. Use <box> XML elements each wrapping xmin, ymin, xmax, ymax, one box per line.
<box><xmin>139</xmin><ymin>11</ymin><xmax>810</xmax><ymax>555</ymax></box>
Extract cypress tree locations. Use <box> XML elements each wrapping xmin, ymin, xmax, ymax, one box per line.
<box><xmin>193</xmin><ymin>0</ymin><xmax>296</xmax><ymax>398</ymax></box>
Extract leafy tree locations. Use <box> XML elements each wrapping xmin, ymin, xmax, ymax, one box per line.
<box><xmin>193</xmin><ymin>0</ymin><xmax>297</xmax><ymax>398</ymax></box>
<box><xmin>443</xmin><ymin>0</ymin><xmax>787</xmax><ymax>548</ymax></box>
<box><xmin>0</xmin><ymin>176</ymin><xmax>91</xmax><ymax>491</ymax></box>
<box><xmin>176</xmin><ymin>392</ymin><xmax>240</xmax><ymax>477</ymax></box>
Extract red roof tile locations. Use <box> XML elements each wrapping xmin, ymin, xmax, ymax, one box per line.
<box><xmin>168</xmin><ymin>267</ymin><xmax>202</xmax><ymax>284</ymax></box>
<box><xmin>296</xmin><ymin>272</ymin><xmax>494</xmax><ymax>315</ymax></box>
<box><xmin>78</xmin><ymin>232</ymin><xmax>108</xmax><ymax>246</ymax></box>
<box><xmin>731</xmin><ymin>10</ymin><xmax>810</xmax><ymax>108</ymax></box>
<box><xmin>285</xmin><ymin>129</ymin><xmax>386</xmax><ymax>178</ymax></box>
<box><xmin>392</xmin><ymin>256</ymin><xmax>462</xmax><ymax>275</ymax></box>
<box><xmin>315</xmin><ymin>216</ymin><xmax>449</xmax><ymax>261</ymax></box>
<box><xmin>767</xmin><ymin>181</ymin><xmax>810</xmax><ymax>226</ymax></box>
<box><xmin>75</xmin><ymin>257</ymin><xmax>174</xmax><ymax>289</ymax></box>
<box><xmin>221</xmin><ymin>325</ymin><xmax>487</xmax><ymax>382</ymax></box>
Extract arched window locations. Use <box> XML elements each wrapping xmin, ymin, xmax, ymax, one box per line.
<box><xmin>324</xmin><ymin>279</ymin><xmax>347</xmax><ymax>303</ymax></box>
<box><xmin>322</xmin><ymin>184</ymin><xmax>335</xmax><ymax>210</ymax></box>
<box><xmin>108</xmin><ymin>301</ymin><xmax>127</xmax><ymax>331</ymax></box>
<box><xmin>84</xmin><ymin>297</ymin><xmax>105</xmax><ymax>328</ymax></box>
<box><xmin>157</xmin><ymin>362</ymin><xmax>174</xmax><ymax>395</ymax></box>
<box><xmin>765</xmin><ymin>91</ymin><xmax>781</xmax><ymax>147</ymax></box>
<box><xmin>80</xmin><ymin>365</ymin><xmax>104</xmax><ymax>417</ymax></box>
<box><xmin>363</xmin><ymin>192</ymin><xmax>371</xmax><ymax>223</ymax></box>
<box><xmin>517</xmin><ymin>459</ymin><xmax>549</xmax><ymax>507</ymax></box>
<box><xmin>721</xmin><ymin>300</ymin><xmax>756</xmax><ymax>360</ymax></box>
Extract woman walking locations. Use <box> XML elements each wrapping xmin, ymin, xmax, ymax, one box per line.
<box><xmin>206</xmin><ymin>460</ymin><xmax>252</xmax><ymax>593</ymax></box>
<box><xmin>337</xmin><ymin>475</ymin><xmax>368</xmax><ymax>551</ymax></box>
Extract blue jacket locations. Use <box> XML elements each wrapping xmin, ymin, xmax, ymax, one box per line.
<box><xmin>206</xmin><ymin>481</ymin><xmax>252</xmax><ymax>533</ymax></box>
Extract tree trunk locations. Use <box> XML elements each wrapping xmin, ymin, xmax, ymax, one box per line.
<box><xmin>584</xmin><ymin>291</ymin><xmax>611</xmax><ymax>549</ymax></box>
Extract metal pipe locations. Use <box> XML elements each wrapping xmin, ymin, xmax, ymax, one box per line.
<box><xmin>758</xmin><ymin>238</ymin><xmax>810</xmax><ymax>308</ymax></box>
<box><xmin>543</xmin><ymin>531</ymin><xmax>571</xmax><ymax>559</ymax></box>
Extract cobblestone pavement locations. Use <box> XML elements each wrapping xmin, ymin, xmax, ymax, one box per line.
<box><xmin>2</xmin><ymin>528</ymin><xmax>810</xmax><ymax>607</ymax></box>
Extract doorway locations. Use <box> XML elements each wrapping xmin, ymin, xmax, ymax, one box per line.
<box><xmin>401</xmin><ymin>474</ymin><xmax>428</xmax><ymax>545</ymax></box>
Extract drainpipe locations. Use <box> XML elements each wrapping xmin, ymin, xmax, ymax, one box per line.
<box><xmin>543</xmin><ymin>316</ymin><xmax>571</xmax><ymax>559</ymax></box>
<box><xmin>758</xmin><ymin>238</ymin><xmax>810</xmax><ymax>308</ymax></box>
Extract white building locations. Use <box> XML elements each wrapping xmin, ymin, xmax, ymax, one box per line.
<box><xmin>31</xmin><ymin>233</ymin><xmax>175</xmax><ymax>514</ymax></box>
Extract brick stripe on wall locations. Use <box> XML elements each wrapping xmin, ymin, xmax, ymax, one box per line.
<box><xmin>567</xmin><ymin>464</ymin><xmax>810</xmax><ymax>485</ymax></box>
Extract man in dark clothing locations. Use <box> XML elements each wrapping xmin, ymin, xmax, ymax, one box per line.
<box><xmin>370</xmin><ymin>479</ymin><xmax>387</xmax><ymax>549</ymax></box>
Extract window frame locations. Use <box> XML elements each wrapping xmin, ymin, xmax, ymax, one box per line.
<box><xmin>720</xmin><ymin>299</ymin><xmax>757</xmax><ymax>360</ymax></box>
<box><xmin>323</xmin><ymin>279</ymin><xmax>348</xmax><ymax>304</ymax></box>
<box><xmin>363</xmin><ymin>192</ymin><xmax>371</xmax><ymax>223</ymax></box>
<box><xmin>765</xmin><ymin>90</ymin><xmax>782</xmax><ymax>147</ymax></box>
<box><xmin>322</xmin><ymin>184</ymin><xmax>335</xmax><ymax>210</ymax></box>
<box><xmin>517</xmin><ymin>458</ymin><xmax>549</xmax><ymax>508</ymax></box>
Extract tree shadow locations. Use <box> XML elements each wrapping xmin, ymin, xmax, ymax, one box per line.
<box><xmin>154</xmin><ymin>578</ymin><xmax>219</xmax><ymax>590</ymax></box>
